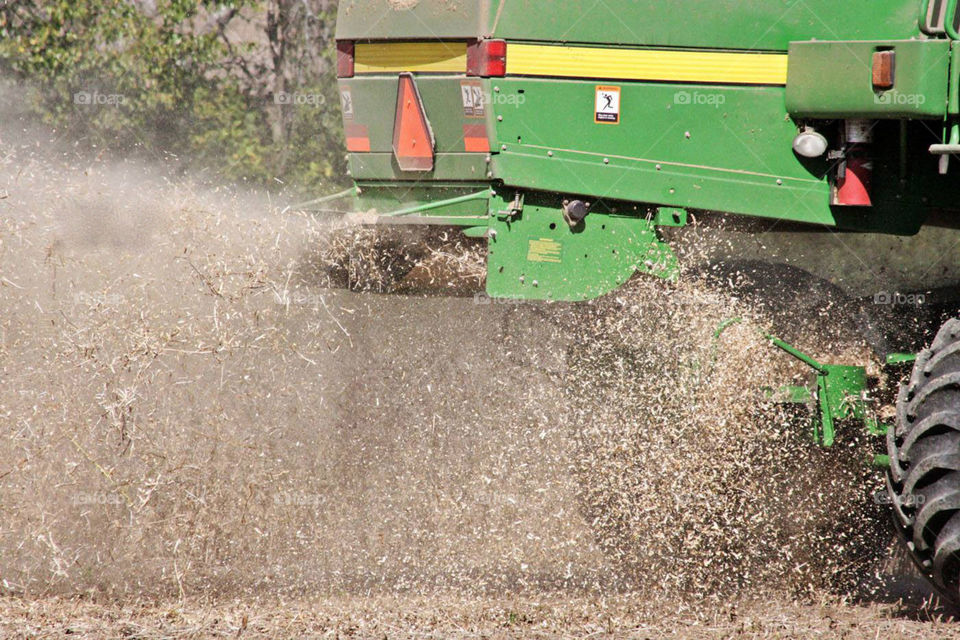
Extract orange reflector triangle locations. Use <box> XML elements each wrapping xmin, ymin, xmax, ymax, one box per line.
<box><xmin>392</xmin><ymin>73</ymin><xmax>435</xmax><ymax>172</ymax></box>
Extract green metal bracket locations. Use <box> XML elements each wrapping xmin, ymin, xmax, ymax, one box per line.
<box><xmin>947</xmin><ymin>0</ymin><xmax>960</xmax><ymax>39</ymax></box>
<box><xmin>872</xmin><ymin>454</ymin><xmax>891</xmax><ymax>469</ymax></box>
<box><xmin>494</xmin><ymin>192</ymin><xmax>525</xmax><ymax>221</ymax></box>
<box><xmin>932</xmin><ymin>122</ymin><xmax>960</xmax><ymax>173</ymax></box>
<box><xmin>715</xmin><ymin>326</ymin><xmax>919</xmax><ymax>453</ymax></box>
<box><xmin>763</xmin><ymin>333</ymin><xmax>887</xmax><ymax>447</ymax></box>
<box><xmin>377</xmin><ymin>190</ymin><xmax>492</xmax><ymax>219</ymax></box>
<box><xmin>486</xmin><ymin>191</ymin><xmax>678</xmax><ymax>301</ymax></box>
<box><xmin>951</xmin><ymin>42</ymin><xmax>960</xmax><ymax>115</ymax></box>
<box><xmin>653</xmin><ymin>207</ymin><xmax>689</xmax><ymax>228</ymax></box>
<box><xmin>886</xmin><ymin>352</ymin><xmax>919</xmax><ymax>365</ymax></box>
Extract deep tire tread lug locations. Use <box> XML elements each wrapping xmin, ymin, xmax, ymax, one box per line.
<box><xmin>887</xmin><ymin>319</ymin><xmax>960</xmax><ymax>603</ymax></box>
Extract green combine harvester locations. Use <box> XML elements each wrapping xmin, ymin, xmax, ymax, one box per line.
<box><xmin>331</xmin><ymin>0</ymin><xmax>960</xmax><ymax>599</ymax></box>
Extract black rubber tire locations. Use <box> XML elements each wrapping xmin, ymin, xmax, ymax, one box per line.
<box><xmin>887</xmin><ymin>319</ymin><xmax>960</xmax><ymax>601</ymax></box>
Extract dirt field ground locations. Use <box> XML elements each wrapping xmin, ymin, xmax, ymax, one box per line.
<box><xmin>1</xmin><ymin>593</ymin><xmax>959</xmax><ymax>639</ymax></box>
<box><xmin>2</xmin><ymin>95</ymin><xmax>960</xmax><ymax>637</ymax></box>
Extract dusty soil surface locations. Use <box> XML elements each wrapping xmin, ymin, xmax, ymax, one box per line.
<box><xmin>1</xmin><ymin>594</ymin><xmax>959</xmax><ymax>639</ymax></box>
<box><xmin>1</xmin><ymin>99</ymin><xmax>957</xmax><ymax>636</ymax></box>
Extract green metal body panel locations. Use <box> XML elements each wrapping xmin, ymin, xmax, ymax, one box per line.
<box><xmin>342</xmin><ymin>74</ymin><xmax>493</xmax><ymax>182</ymax></box>
<box><xmin>490</xmin><ymin>78</ymin><xmax>950</xmax><ymax>233</ymax></box>
<box><xmin>490</xmin><ymin>1</ymin><xmax>923</xmax><ymax>50</ymax></box>
<box><xmin>768</xmin><ymin>334</ymin><xmax>887</xmax><ymax>447</ymax></box>
<box><xmin>332</xmin><ymin>0</ymin><xmax>960</xmax><ymax>452</ymax></box>
<box><xmin>951</xmin><ymin>43</ymin><xmax>960</xmax><ymax>114</ymax></box>
<box><xmin>339</xmin><ymin>0</ymin><xmax>924</xmax><ymax>47</ymax></box>
<box><xmin>350</xmin><ymin>153</ymin><xmax>489</xmax><ymax>182</ymax></box>
<box><xmin>493</xmin><ymin>79</ymin><xmax>829</xmax><ymax>225</ymax></box>
<box><xmin>341</xmin><ymin>76</ymin><xmax>493</xmax><ymax>156</ymax></box>
<box><xmin>336</xmin><ymin>0</ymin><xmax>489</xmax><ymax>40</ymax></box>
<box><xmin>787</xmin><ymin>40</ymin><xmax>952</xmax><ymax>118</ymax></box>
<box><xmin>486</xmin><ymin>192</ymin><xmax>676</xmax><ymax>301</ymax></box>
<box><xmin>335</xmin><ymin>0</ymin><xmax>960</xmax><ymax>306</ymax></box>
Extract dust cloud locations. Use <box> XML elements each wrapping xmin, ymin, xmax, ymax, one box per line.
<box><xmin>0</xmin><ymin>100</ymin><xmax>921</xmax><ymax>611</ymax></box>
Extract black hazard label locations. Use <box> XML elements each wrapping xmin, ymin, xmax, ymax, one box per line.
<box><xmin>595</xmin><ymin>86</ymin><xmax>620</xmax><ymax>124</ymax></box>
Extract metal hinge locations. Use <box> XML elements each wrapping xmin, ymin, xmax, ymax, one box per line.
<box><xmin>495</xmin><ymin>191</ymin><xmax>524</xmax><ymax>220</ymax></box>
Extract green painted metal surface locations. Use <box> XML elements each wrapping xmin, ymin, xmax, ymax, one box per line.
<box><xmin>341</xmin><ymin>75</ymin><xmax>492</xmax><ymax>155</ymax></box>
<box><xmin>488</xmin><ymin>78</ymin><xmax>838</xmax><ymax>226</ymax></box>
<box><xmin>340</xmin><ymin>74</ymin><xmax>493</xmax><ymax>182</ymax></box>
<box><xmin>329</xmin><ymin>0</ymin><xmax>959</xmax><ymax>454</ymax></box>
<box><xmin>376</xmin><ymin>189</ymin><xmax>491</xmax><ymax>218</ymax></box>
<box><xmin>815</xmin><ymin>365</ymin><xmax>870</xmax><ymax>447</ymax></box>
<box><xmin>489</xmin><ymin>0</ymin><xmax>923</xmax><ymax>50</ymax></box>
<box><xmin>338</xmin><ymin>0</ymin><xmax>925</xmax><ymax>49</ymax></box>
<box><xmin>486</xmin><ymin>192</ymin><xmax>677</xmax><ymax>301</ymax></box>
<box><xmin>786</xmin><ymin>40</ymin><xmax>951</xmax><ymax>119</ymax></box>
<box><xmin>654</xmin><ymin>207</ymin><xmax>688</xmax><ymax>228</ymax></box>
<box><xmin>951</xmin><ymin>43</ymin><xmax>960</xmax><ymax>115</ymax></box>
<box><xmin>349</xmin><ymin>153</ymin><xmax>490</xmax><ymax>182</ymax></box>
<box><xmin>335</xmin><ymin>0</ymin><xmax>960</xmax><ymax>307</ymax></box>
<box><xmin>765</xmin><ymin>335</ymin><xmax>882</xmax><ymax>447</ymax></box>
<box><xmin>886</xmin><ymin>352</ymin><xmax>920</xmax><ymax>365</ymax></box>
<box><xmin>949</xmin><ymin>0</ymin><xmax>960</xmax><ymax>38</ymax></box>
<box><xmin>336</xmin><ymin>0</ymin><xmax>489</xmax><ymax>40</ymax></box>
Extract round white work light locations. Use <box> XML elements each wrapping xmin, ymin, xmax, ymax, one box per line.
<box><xmin>793</xmin><ymin>128</ymin><xmax>829</xmax><ymax>158</ymax></box>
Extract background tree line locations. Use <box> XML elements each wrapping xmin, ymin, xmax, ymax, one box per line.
<box><xmin>0</xmin><ymin>0</ymin><xmax>345</xmax><ymax>194</ymax></box>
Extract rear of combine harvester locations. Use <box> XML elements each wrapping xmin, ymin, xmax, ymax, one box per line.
<box><xmin>334</xmin><ymin>0</ymin><xmax>960</xmax><ymax>601</ymax></box>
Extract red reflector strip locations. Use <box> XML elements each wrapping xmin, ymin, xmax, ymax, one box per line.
<box><xmin>392</xmin><ymin>73</ymin><xmax>435</xmax><ymax>172</ymax></box>
<box><xmin>345</xmin><ymin>123</ymin><xmax>370</xmax><ymax>152</ymax></box>
<box><xmin>337</xmin><ymin>41</ymin><xmax>355</xmax><ymax>78</ymax></box>
<box><xmin>467</xmin><ymin>39</ymin><xmax>507</xmax><ymax>77</ymax></box>
<box><xmin>463</xmin><ymin>124</ymin><xmax>490</xmax><ymax>153</ymax></box>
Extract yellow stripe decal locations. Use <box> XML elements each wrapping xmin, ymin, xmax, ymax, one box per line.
<box><xmin>355</xmin><ymin>42</ymin><xmax>468</xmax><ymax>74</ymax></box>
<box><xmin>353</xmin><ymin>42</ymin><xmax>788</xmax><ymax>86</ymax></box>
<box><xmin>507</xmin><ymin>43</ymin><xmax>788</xmax><ymax>86</ymax></box>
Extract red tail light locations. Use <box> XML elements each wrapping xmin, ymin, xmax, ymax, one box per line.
<box><xmin>467</xmin><ymin>39</ymin><xmax>507</xmax><ymax>77</ymax></box>
<box><xmin>337</xmin><ymin>41</ymin><xmax>355</xmax><ymax>78</ymax></box>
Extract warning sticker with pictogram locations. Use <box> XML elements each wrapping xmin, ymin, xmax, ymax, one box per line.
<box><xmin>461</xmin><ymin>81</ymin><xmax>485</xmax><ymax>117</ymax></box>
<box><xmin>340</xmin><ymin>88</ymin><xmax>354</xmax><ymax>120</ymax></box>
<box><xmin>595</xmin><ymin>86</ymin><xmax>620</xmax><ymax>124</ymax></box>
